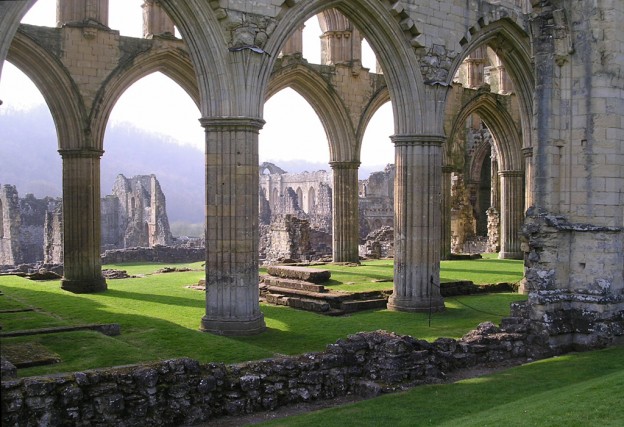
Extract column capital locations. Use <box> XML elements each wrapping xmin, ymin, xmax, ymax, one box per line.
<box><xmin>199</xmin><ymin>116</ymin><xmax>265</xmax><ymax>132</ymax></box>
<box><xmin>391</xmin><ymin>134</ymin><xmax>445</xmax><ymax>147</ymax></box>
<box><xmin>521</xmin><ymin>146</ymin><xmax>534</xmax><ymax>158</ymax></box>
<box><xmin>58</xmin><ymin>148</ymin><xmax>104</xmax><ymax>159</ymax></box>
<box><xmin>499</xmin><ymin>170</ymin><xmax>524</xmax><ymax>178</ymax></box>
<box><xmin>329</xmin><ymin>161</ymin><xmax>360</xmax><ymax>170</ymax></box>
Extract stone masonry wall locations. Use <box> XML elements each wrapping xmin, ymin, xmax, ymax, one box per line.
<box><xmin>1</xmin><ymin>314</ymin><xmax>544</xmax><ymax>426</ymax></box>
<box><xmin>522</xmin><ymin>208</ymin><xmax>624</xmax><ymax>350</ymax></box>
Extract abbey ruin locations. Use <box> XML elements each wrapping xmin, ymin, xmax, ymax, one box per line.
<box><xmin>0</xmin><ymin>0</ymin><xmax>622</xmax><ymax>356</ymax></box>
<box><xmin>0</xmin><ymin>174</ymin><xmax>172</xmax><ymax>266</ymax></box>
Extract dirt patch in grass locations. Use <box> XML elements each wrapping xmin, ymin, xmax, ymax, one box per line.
<box><xmin>1</xmin><ymin>342</ymin><xmax>61</xmax><ymax>368</ymax></box>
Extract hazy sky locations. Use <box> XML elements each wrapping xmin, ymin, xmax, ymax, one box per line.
<box><xmin>0</xmin><ymin>0</ymin><xmax>394</xmax><ymax>170</ymax></box>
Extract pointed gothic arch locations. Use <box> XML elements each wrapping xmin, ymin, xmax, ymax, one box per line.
<box><xmin>267</xmin><ymin>62</ymin><xmax>355</xmax><ymax>162</ymax></box>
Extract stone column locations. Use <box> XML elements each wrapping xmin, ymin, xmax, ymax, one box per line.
<box><xmin>522</xmin><ymin>147</ymin><xmax>533</xmax><ymax>210</ymax></box>
<box><xmin>330</xmin><ymin>161</ymin><xmax>360</xmax><ymax>263</ymax></box>
<box><xmin>59</xmin><ymin>149</ymin><xmax>107</xmax><ymax>293</ymax></box>
<box><xmin>142</xmin><ymin>0</ymin><xmax>175</xmax><ymax>38</ymax></box>
<box><xmin>490</xmin><ymin>151</ymin><xmax>500</xmax><ymax>211</ymax></box>
<box><xmin>199</xmin><ymin>117</ymin><xmax>266</xmax><ymax>336</ymax></box>
<box><xmin>498</xmin><ymin>170</ymin><xmax>524</xmax><ymax>259</ymax></box>
<box><xmin>281</xmin><ymin>25</ymin><xmax>304</xmax><ymax>56</ymax></box>
<box><xmin>388</xmin><ymin>135</ymin><xmax>445</xmax><ymax>312</ymax></box>
<box><xmin>57</xmin><ymin>0</ymin><xmax>109</xmax><ymax>26</ymax></box>
<box><xmin>440</xmin><ymin>165</ymin><xmax>453</xmax><ymax>260</ymax></box>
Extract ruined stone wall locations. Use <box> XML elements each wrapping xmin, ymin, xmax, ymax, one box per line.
<box><xmin>265</xmin><ymin>214</ymin><xmax>311</xmax><ymax>263</ymax></box>
<box><xmin>110</xmin><ymin>174</ymin><xmax>173</xmax><ymax>249</ymax></box>
<box><xmin>359</xmin><ymin>165</ymin><xmax>394</xmax><ymax>237</ymax></box>
<box><xmin>1</xmin><ymin>319</ymin><xmax>542</xmax><ymax>426</ymax></box>
<box><xmin>43</xmin><ymin>203</ymin><xmax>63</xmax><ymax>264</ymax></box>
<box><xmin>523</xmin><ymin>2</ymin><xmax>624</xmax><ymax>350</ymax></box>
<box><xmin>0</xmin><ymin>185</ymin><xmax>21</xmax><ymax>265</ymax></box>
<box><xmin>0</xmin><ymin>175</ymin><xmax>173</xmax><ymax>265</ymax></box>
<box><xmin>308</xmin><ymin>182</ymin><xmax>332</xmax><ymax>233</ymax></box>
<box><xmin>100</xmin><ymin>245</ymin><xmax>204</xmax><ymax>264</ymax></box>
<box><xmin>17</xmin><ymin>194</ymin><xmax>59</xmax><ymax>264</ymax></box>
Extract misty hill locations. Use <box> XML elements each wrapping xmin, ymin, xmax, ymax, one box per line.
<box><xmin>1</xmin><ymin>106</ymin><xmax>378</xmax><ymax>224</ymax></box>
<box><xmin>0</xmin><ymin>106</ymin><xmax>205</xmax><ymax>223</ymax></box>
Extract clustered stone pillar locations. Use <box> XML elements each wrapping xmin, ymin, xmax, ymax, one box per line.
<box><xmin>440</xmin><ymin>165</ymin><xmax>453</xmax><ymax>260</ymax></box>
<box><xmin>59</xmin><ymin>149</ymin><xmax>107</xmax><ymax>293</ymax></box>
<box><xmin>498</xmin><ymin>170</ymin><xmax>524</xmax><ymax>259</ymax></box>
<box><xmin>199</xmin><ymin>117</ymin><xmax>266</xmax><ymax>336</ymax></box>
<box><xmin>142</xmin><ymin>0</ymin><xmax>175</xmax><ymax>38</ymax></box>
<box><xmin>281</xmin><ymin>25</ymin><xmax>304</xmax><ymax>56</ymax></box>
<box><xmin>522</xmin><ymin>147</ymin><xmax>533</xmax><ymax>210</ymax></box>
<box><xmin>57</xmin><ymin>0</ymin><xmax>109</xmax><ymax>26</ymax></box>
<box><xmin>330</xmin><ymin>161</ymin><xmax>360</xmax><ymax>263</ymax></box>
<box><xmin>388</xmin><ymin>135</ymin><xmax>444</xmax><ymax>312</ymax></box>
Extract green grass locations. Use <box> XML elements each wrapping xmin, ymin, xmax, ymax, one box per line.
<box><xmin>259</xmin><ymin>345</ymin><xmax>624</xmax><ymax>426</ymax></box>
<box><xmin>0</xmin><ymin>258</ymin><xmax>525</xmax><ymax>377</ymax></box>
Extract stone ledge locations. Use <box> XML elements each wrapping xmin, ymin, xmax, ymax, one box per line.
<box><xmin>262</xmin><ymin>276</ymin><xmax>326</xmax><ymax>292</ymax></box>
<box><xmin>266</xmin><ymin>266</ymin><xmax>331</xmax><ymax>283</ymax></box>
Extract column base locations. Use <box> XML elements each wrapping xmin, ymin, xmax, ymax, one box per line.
<box><xmin>498</xmin><ymin>251</ymin><xmax>523</xmax><ymax>260</ymax></box>
<box><xmin>200</xmin><ymin>314</ymin><xmax>266</xmax><ymax>336</ymax></box>
<box><xmin>387</xmin><ymin>295</ymin><xmax>445</xmax><ymax>313</ymax></box>
<box><xmin>61</xmin><ymin>277</ymin><xmax>107</xmax><ymax>294</ymax></box>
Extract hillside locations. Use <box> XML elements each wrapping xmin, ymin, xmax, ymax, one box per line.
<box><xmin>0</xmin><ymin>106</ymin><xmax>348</xmax><ymax>224</ymax></box>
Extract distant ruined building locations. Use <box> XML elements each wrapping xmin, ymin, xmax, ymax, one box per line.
<box><xmin>259</xmin><ymin>162</ymin><xmax>397</xmax><ymax>262</ymax></box>
<box><xmin>102</xmin><ymin>174</ymin><xmax>173</xmax><ymax>251</ymax></box>
<box><xmin>0</xmin><ymin>175</ymin><xmax>172</xmax><ymax>265</ymax></box>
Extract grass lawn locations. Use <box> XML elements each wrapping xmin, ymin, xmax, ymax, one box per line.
<box><xmin>0</xmin><ymin>257</ymin><xmax>526</xmax><ymax>377</ymax></box>
<box><xmin>259</xmin><ymin>345</ymin><xmax>624</xmax><ymax>426</ymax></box>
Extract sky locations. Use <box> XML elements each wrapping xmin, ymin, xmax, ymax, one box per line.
<box><xmin>0</xmin><ymin>0</ymin><xmax>394</xmax><ymax>172</ymax></box>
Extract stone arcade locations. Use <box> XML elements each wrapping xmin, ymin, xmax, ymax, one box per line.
<box><xmin>0</xmin><ymin>1</ymin><xmax>622</xmax><ymax>349</ymax></box>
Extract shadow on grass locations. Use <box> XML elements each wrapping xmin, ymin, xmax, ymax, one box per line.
<box><xmin>103</xmin><ymin>288</ymin><xmax>204</xmax><ymax>309</ymax></box>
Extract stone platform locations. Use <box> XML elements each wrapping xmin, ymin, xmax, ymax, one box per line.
<box><xmin>260</xmin><ymin>265</ymin><xmax>388</xmax><ymax>315</ymax></box>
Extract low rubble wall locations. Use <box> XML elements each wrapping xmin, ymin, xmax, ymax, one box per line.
<box><xmin>2</xmin><ymin>304</ymin><xmax>549</xmax><ymax>426</ymax></box>
<box><xmin>100</xmin><ymin>246</ymin><xmax>205</xmax><ymax>264</ymax></box>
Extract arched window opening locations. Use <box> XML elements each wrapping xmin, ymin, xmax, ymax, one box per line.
<box><xmin>261</xmin><ymin>88</ymin><xmax>329</xmax><ymax>172</ymax></box>
<box><xmin>360</xmin><ymin>101</ymin><xmax>394</xmax><ymax>179</ymax></box>
<box><xmin>103</xmin><ymin>72</ymin><xmax>202</xmax><ymax>244</ymax></box>
<box><xmin>0</xmin><ymin>62</ymin><xmax>61</xmax><ymax>197</ymax></box>
<box><xmin>308</xmin><ymin>187</ymin><xmax>316</xmax><ymax>213</ymax></box>
<box><xmin>296</xmin><ymin>187</ymin><xmax>304</xmax><ymax>211</ymax></box>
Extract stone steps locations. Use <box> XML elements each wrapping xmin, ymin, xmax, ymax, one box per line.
<box><xmin>266</xmin><ymin>265</ymin><xmax>331</xmax><ymax>283</ymax></box>
<box><xmin>261</xmin><ymin>283</ymin><xmax>388</xmax><ymax>315</ymax></box>
<box><xmin>262</xmin><ymin>276</ymin><xmax>326</xmax><ymax>293</ymax></box>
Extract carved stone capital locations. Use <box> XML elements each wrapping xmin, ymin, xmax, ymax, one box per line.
<box><xmin>498</xmin><ymin>170</ymin><xmax>524</xmax><ymax>178</ymax></box>
<box><xmin>329</xmin><ymin>161</ymin><xmax>360</xmax><ymax>170</ymax></box>
<box><xmin>391</xmin><ymin>134</ymin><xmax>445</xmax><ymax>147</ymax></box>
<box><xmin>58</xmin><ymin>148</ymin><xmax>104</xmax><ymax>159</ymax></box>
<box><xmin>522</xmin><ymin>146</ymin><xmax>534</xmax><ymax>158</ymax></box>
<box><xmin>199</xmin><ymin>117</ymin><xmax>265</xmax><ymax>132</ymax></box>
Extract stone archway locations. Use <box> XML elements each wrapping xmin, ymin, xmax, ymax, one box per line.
<box><xmin>91</xmin><ymin>46</ymin><xmax>200</xmax><ymax>153</ymax></box>
<box><xmin>266</xmin><ymin>0</ymin><xmax>440</xmax><ymax>312</ymax></box>
<box><xmin>447</xmin><ymin>92</ymin><xmax>524</xmax><ymax>259</ymax></box>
